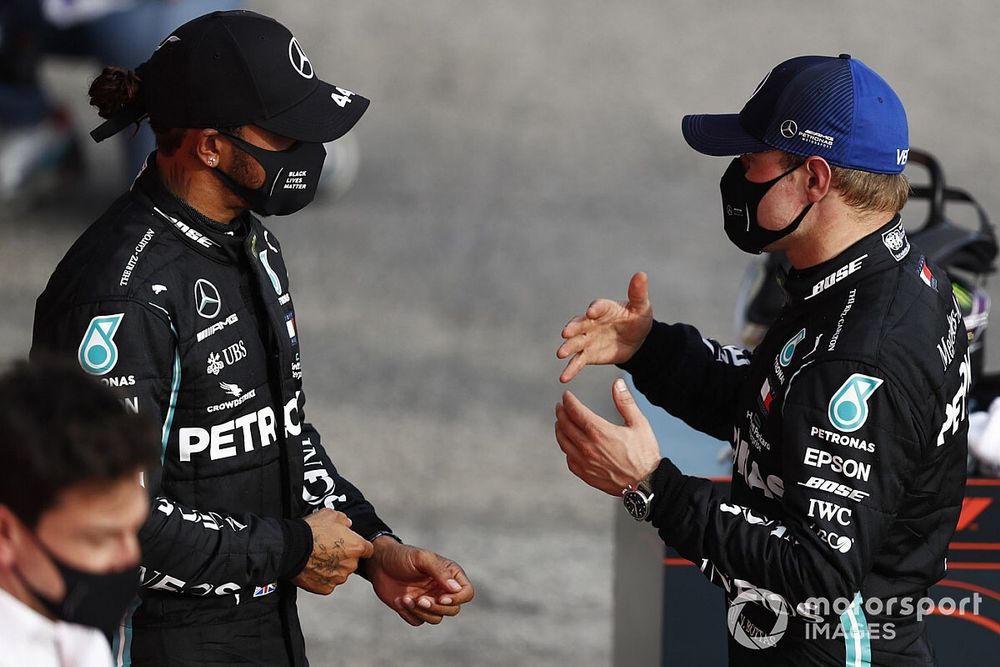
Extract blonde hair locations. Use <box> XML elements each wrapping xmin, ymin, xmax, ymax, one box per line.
<box><xmin>781</xmin><ymin>152</ymin><xmax>910</xmax><ymax>214</ymax></box>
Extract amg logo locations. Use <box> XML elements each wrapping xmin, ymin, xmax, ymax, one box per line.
<box><xmin>196</xmin><ymin>313</ymin><xmax>239</xmax><ymax>342</ymax></box>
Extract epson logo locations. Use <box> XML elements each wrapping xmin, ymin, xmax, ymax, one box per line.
<box><xmin>803</xmin><ymin>447</ymin><xmax>871</xmax><ymax>482</ymax></box>
<box><xmin>805</xmin><ymin>255</ymin><xmax>867</xmax><ymax>300</ymax></box>
<box><xmin>807</xmin><ymin>498</ymin><xmax>853</xmax><ymax>527</ymax></box>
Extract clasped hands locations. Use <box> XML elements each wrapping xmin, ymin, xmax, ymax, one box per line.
<box><xmin>293</xmin><ymin>509</ymin><xmax>474</xmax><ymax>626</ymax></box>
<box><xmin>554</xmin><ymin>271</ymin><xmax>662</xmax><ymax>495</ymax></box>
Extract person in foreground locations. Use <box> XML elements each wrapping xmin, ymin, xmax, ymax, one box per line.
<box><xmin>0</xmin><ymin>360</ymin><xmax>159</xmax><ymax>667</ymax></box>
<box><xmin>31</xmin><ymin>10</ymin><xmax>472</xmax><ymax>666</ymax></box>
<box><xmin>555</xmin><ymin>54</ymin><xmax>968</xmax><ymax>666</ymax></box>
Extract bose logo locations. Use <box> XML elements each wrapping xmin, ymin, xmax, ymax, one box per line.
<box><xmin>806</xmin><ymin>255</ymin><xmax>867</xmax><ymax>300</ymax></box>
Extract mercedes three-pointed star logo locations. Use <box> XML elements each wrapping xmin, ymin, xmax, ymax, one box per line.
<box><xmin>194</xmin><ymin>279</ymin><xmax>222</xmax><ymax>319</ymax></box>
<box><xmin>780</xmin><ymin>119</ymin><xmax>798</xmax><ymax>139</ymax></box>
<box><xmin>288</xmin><ymin>37</ymin><xmax>314</xmax><ymax>80</ymax></box>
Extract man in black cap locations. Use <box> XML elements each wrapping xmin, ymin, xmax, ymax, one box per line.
<box><xmin>555</xmin><ymin>54</ymin><xmax>967</xmax><ymax>665</ymax></box>
<box><xmin>31</xmin><ymin>10</ymin><xmax>473</xmax><ymax>666</ymax></box>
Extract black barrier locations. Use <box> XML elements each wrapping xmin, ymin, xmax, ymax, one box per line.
<box><xmin>614</xmin><ymin>478</ymin><xmax>1000</xmax><ymax>666</ymax></box>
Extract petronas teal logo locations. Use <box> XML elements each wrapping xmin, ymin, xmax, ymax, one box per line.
<box><xmin>258</xmin><ymin>250</ymin><xmax>282</xmax><ymax>295</ymax></box>
<box><xmin>779</xmin><ymin>328</ymin><xmax>806</xmax><ymax>367</ymax></box>
<box><xmin>828</xmin><ymin>374</ymin><xmax>883</xmax><ymax>433</ymax></box>
<box><xmin>77</xmin><ymin>314</ymin><xmax>124</xmax><ymax>375</ymax></box>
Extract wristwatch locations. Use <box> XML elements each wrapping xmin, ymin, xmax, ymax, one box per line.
<box><xmin>622</xmin><ymin>471</ymin><xmax>655</xmax><ymax>521</ymax></box>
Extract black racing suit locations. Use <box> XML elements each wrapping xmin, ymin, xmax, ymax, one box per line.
<box><xmin>31</xmin><ymin>161</ymin><xmax>393</xmax><ymax>667</ymax></box>
<box><xmin>622</xmin><ymin>218</ymin><xmax>969</xmax><ymax>666</ymax></box>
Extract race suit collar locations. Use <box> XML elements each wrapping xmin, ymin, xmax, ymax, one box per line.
<box><xmin>132</xmin><ymin>153</ymin><xmax>256</xmax><ymax>264</ymax></box>
<box><xmin>781</xmin><ymin>214</ymin><xmax>908</xmax><ymax>305</ymax></box>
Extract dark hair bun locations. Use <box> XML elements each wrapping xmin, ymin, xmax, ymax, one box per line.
<box><xmin>88</xmin><ymin>66</ymin><xmax>142</xmax><ymax>119</ymax></box>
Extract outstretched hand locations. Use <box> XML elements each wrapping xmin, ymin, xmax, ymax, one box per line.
<box><xmin>368</xmin><ymin>538</ymin><xmax>475</xmax><ymax>626</ymax></box>
<box><xmin>555</xmin><ymin>378</ymin><xmax>661</xmax><ymax>496</ymax></box>
<box><xmin>557</xmin><ymin>272</ymin><xmax>654</xmax><ymax>383</ymax></box>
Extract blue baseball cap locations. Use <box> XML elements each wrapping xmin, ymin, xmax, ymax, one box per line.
<box><xmin>682</xmin><ymin>54</ymin><xmax>909</xmax><ymax>174</ymax></box>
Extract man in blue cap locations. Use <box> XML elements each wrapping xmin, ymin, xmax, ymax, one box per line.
<box><xmin>554</xmin><ymin>54</ymin><xmax>968</xmax><ymax>665</ymax></box>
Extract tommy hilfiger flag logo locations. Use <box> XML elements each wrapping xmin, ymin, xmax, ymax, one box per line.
<box><xmin>760</xmin><ymin>378</ymin><xmax>775</xmax><ymax>414</ymax></box>
<box><xmin>918</xmin><ymin>256</ymin><xmax>938</xmax><ymax>291</ymax></box>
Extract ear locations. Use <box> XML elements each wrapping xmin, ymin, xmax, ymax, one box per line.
<box><xmin>803</xmin><ymin>156</ymin><xmax>833</xmax><ymax>202</ymax></box>
<box><xmin>0</xmin><ymin>505</ymin><xmax>22</xmax><ymax>568</ymax></box>
<box><xmin>194</xmin><ymin>128</ymin><xmax>223</xmax><ymax>168</ymax></box>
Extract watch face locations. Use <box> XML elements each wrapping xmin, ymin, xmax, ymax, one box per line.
<box><xmin>623</xmin><ymin>491</ymin><xmax>648</xmax><ymax>520</ymax></box>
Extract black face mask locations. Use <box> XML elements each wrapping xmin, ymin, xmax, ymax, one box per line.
<box><xmin>720</xmin><ymin>157</ymin><xmax>814</xmax><ymax>255</ymax></box>
<box><xmin>19</xmin><ymin>532</ymin><xmax>139</xmax><ymax>637</ymax></box>
<box><xmin>212</xmin><ymin>132</ymin><xmax>327</xmax><ymax>217</ymax></box>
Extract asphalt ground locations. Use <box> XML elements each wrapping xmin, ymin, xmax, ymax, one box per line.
<box><xmin>3</xmin><ymin>2</ymin><xmax>1000</xmax><ymax>665</ymax></box>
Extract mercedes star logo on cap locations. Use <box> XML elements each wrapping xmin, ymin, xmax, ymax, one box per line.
<box><xmin>780</xmin><ymin>119</ymin><xmax>798</xmax><ymax>139</ymax></box>
<box><xmin>194</xmin><ymin>279</ymin><xmax>222</xmax><ymax>319</ymax></box>
<box><xmin>288</xmin><ymin>37</ymin><xmax>314</xmax><ymax>80</ymax></box>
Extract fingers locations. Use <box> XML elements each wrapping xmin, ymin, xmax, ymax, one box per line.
<box><xmin>559</xmin><ymin>352</ymin><xmax>588</xmax><ymax>384</ymax></box>
<box><xmin>627</xmin><ymin>271</ymin><xmax>650</xmax><ymax>312</ymax></box>
<box><xmin>611</xmin><ymin>378</ymin><xmax>643</xmax><ymax>427</ymax></box>
<box><xmin>393</xmin><ymin>598</ymin><xmax>425</xmax><ymax>626</ymax></box>
<box><xmin>561</xmin><ymin>390</ymin><xmax>605</xmax><ymax>433</ymax></box>
<box><xmin>331</xmin><ymin>510</ymin><xmax>352</xmax><ymax>527</ymax></box>
<box><xmin>560</xmin><ymin>314</ymin><xmax>588</xmax><ymax>340</ymax></box>
<box><xmin>585</xmin><ymin>298</ymin><xmax>614</xmax><ymax>321</ymax></box>
<box><xmin>554</xmin><ymin>402</ymin><xmax>588</xmax><ymax>451</ymax></box>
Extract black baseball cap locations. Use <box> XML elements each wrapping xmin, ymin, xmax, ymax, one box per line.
<box><xmin>91</xmin><ymin>10</ymin><xmax>369</xmax><ymax>143</ymax></box>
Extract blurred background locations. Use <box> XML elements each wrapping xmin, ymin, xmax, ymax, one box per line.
<box><xmin>2</xmin><ymin>1</ymin><xmax>1000</xmax><ymax>665</ymax></box>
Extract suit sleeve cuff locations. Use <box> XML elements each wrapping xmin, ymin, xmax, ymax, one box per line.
<box><xmin>646</xmin><ymin>457</ymin><xmax>688</xmax><ymax>527</ymax></box>
<box><xmin>278</xmin><ymin>518</ymin><xmax>314</xmax><ymax>579</ymax></box>
<box><xmin>617</xmin><ymin>321</ymin><xmax>686</xmax><ymax>379</ymax></box>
